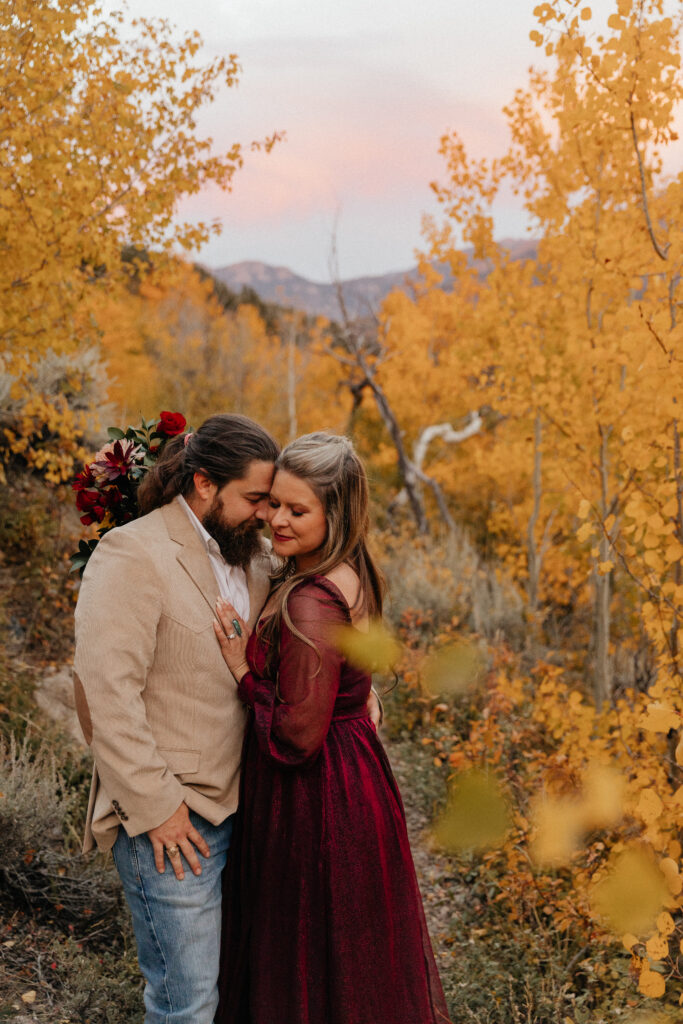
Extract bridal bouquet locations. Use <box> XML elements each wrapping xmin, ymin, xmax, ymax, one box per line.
<box><xmin>70</xmin><ymin>411</ymin><xmax>187</xmax><ymax>574</ymax></box>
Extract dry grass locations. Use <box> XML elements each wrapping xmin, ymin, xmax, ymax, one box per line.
<box><xmin>380</xmin><ymin>526</ymin><xmax>525</xmax><ymax>647</ymax></box>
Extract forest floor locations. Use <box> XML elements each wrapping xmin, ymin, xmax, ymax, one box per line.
<box><xmin>388</xmin><ymin>736</ymin><xmax>463</xmax><ymax>1014</ymax></box>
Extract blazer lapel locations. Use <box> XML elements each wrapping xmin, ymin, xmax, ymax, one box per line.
<box><xmin>162</xmin><ymin>498</ymin><xmax>219</xmax><ymax>614</ymax></box>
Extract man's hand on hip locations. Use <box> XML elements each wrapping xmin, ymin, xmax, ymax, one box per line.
<box><xmin>147</xmin><ymin>803</ymin><xmax>211</xmax><ymax>880</ymax></box>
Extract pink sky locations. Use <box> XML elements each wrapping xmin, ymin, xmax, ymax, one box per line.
<box><xmin>104</xmin><ymin>0</ymin><xmax>681</xmax><ymax>281</ymax></box>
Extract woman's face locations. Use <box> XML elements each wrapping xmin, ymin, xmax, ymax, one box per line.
<box><xmin>267</xmin><ymin>469</ymin><xmax>328</xmax><ymax>570</ymax></box>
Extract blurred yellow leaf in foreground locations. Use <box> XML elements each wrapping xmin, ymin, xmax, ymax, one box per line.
<box><xmin>591</xmin><ymin>847</ymin><xmax>668</xmax><ymax>935</ymax></box>
<box><xmin>581</xmin><ymin>762</ymin><xmax>624</xmax><ymax>829</ymax></box>
<box><xmin>434</xmin><ymin>770</ymin><xmax>511</xmax><ymax>852</ymax></box>
<box><xmin>422</xmin><ymin>641</ymin><xmax>486</xmax><ymax>696</ymax></box>
<box><xmin>530</xmin><ymin>798</ymin><xmax>582</xmax><ymax>865</ymax></box>
<box><xmin>334</xmin><ymin>620</ymin><xmax>401</xmax><ymax>675</ymax></box>
<box><xmin>531</xmin><ymin>763</ymin><xmax>624</xmax><ymax>866</ymax></box>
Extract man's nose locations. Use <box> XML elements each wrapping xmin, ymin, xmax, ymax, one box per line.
<box><xmin>254</xmin><ymin>498</ymin><xmax>270</xmax><ymax>520</ymax></box>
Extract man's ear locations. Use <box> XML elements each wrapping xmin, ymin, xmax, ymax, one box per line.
<box><xmin>192</xmin><ymin>471</ymin><xmax>217</xmax><ymax>503</ymax></box>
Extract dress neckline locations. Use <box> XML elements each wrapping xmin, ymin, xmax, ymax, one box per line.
<box><xmin>258</xmin><ymin>573</ymin><xmax>368</xmax><ymax>633</ymax></box>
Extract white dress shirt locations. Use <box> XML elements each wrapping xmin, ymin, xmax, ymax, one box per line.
<box><xmin>177</xmin><ymin>495</ymin><xmax>250</xmax><ymax>621</ymax></box>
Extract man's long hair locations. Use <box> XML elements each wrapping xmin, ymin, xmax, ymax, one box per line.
<box><xmin>137</xmin><ymin>414</ymin><xmax>279</xmax><ymax>514</ymax></box>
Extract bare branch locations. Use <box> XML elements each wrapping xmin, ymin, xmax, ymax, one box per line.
<box><xmin>630</xmin><ymin>111</ymin><xmax>669</xmax><ymax>262</ymax></box>
<box><xmin>412</xmin><ymin>414</ymin><xmax>484</xmax><ymax>468</ymax></box>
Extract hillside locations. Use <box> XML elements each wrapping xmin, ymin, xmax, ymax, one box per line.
<box><xmin>210</xmin><ymin>238</ymin><xmax>538</xmax><ymax>320</ymax></box>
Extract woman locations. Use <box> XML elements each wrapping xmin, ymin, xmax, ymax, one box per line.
<box><xmin>213</xmin><ymin>432</ymin><xmax>450</xmax><ymax>1024</ymax></box>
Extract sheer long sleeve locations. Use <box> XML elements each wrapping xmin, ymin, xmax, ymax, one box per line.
<box><xmin>238</xmin><ymin>580</ymin><xmax>349</xmax><ymax>768</ymax></box>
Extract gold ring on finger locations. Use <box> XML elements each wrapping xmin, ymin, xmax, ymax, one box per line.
<box><xmin>166</xmin><ymin>844</ymin><xmax>180</xmax><ymax>857</ymax></box>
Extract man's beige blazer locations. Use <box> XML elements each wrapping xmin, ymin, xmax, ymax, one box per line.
<box><xmin>73</xmin><ymin>497</ymin><xmax>272</xmax><ymax>853</ymax></box>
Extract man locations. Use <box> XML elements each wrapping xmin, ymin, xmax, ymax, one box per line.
<box><xmin>73</xmin><ymin>413</ymin><xmax>279</xmax><ymax>1024</ymax></box>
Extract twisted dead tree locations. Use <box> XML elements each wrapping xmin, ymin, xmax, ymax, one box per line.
<box><xmin>323</xmin><ymin>245</ymin><xmax>483</xmax><ymax>534</ymax></box>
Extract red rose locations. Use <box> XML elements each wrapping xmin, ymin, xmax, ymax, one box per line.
<box><xmin>157</xmin><ymin>411</ymin><xmax>187</xmax><ymax>436</ymax></box>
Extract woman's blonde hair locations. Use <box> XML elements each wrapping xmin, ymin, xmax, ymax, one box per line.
<box><xmin>259</xmin><ymin>432</ymin><xmax>384</xmax><ymax>667</ymax></box>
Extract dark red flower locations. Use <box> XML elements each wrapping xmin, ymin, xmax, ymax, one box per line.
<box><xmin>75</xmin><ymin>489</ymin><xmax>107</xmax><ymax>525</ymax></box>
<box><xmin>102</xmin><ymin>487</ymin><xmax>123</xmax><ymax>508</ymax></box>
<box><xmin>92</xmin><ymin>439</ymin><xmax>143</xmax><ymax>482</ymax></box>
<box><xmin>72</xmin><ymin>466</ymin><xmax>96</xmax><ymax>492</ymax></box>
<box><xmin>157</xmin><ymin>411</ymin><xmax>187</xmax><ymax>436</ymax></box>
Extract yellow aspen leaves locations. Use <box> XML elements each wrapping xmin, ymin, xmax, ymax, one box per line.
<box><xmin>637</xmin><ymin>963</ymin><xmax>666</xmax><ymax>998</ymax></box>
<box><xmin>675</xmin><ymin>736</ymin><xmax>683</xmax><ymax>767</ymax></box>
<box><xmin>636</xmin><ymin>789</ymin><xmax>663</xmax><ymax>827</ymax></box>
<box><xmin>0</xmin><ymin>0</ymin><xmax>280</xmax><ymax>484</ymax></box>
<box><xmin>639</xmin><ymin>702</ymin><xmax>680</xmax><ymax>733</ymax></box>
<box><xmin>655</xmin><ymin>911</ymin><xmax>675</xmax><ymax>937</ymax></box>
<box><xmin>645</xmin><ymin>935</ymin><xmax>669</xmax><ymax>961</ymax></box>
<box><xmin>371</xmin><ymin>0</ymin><xmax>683</xmax><ymax>1009</ymax></box>
<box><xmin>658</xmin><ymin>858</ymin><xmax>682</xmax><ymax>896</ymax></box>
<box><xmin>576</xmin><ymin>523</ymin><xmax>594</xmax><ymax>544</ymax></box>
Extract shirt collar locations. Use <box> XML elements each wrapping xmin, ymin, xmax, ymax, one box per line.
<box><xmin>177</xmin><ymin>494</ymin><xmax>218</xmax><ymax>556</ymax></box>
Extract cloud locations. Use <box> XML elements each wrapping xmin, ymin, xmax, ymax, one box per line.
<box><xmin>195</xmin><ymin>49</ymin><xmax>510</xmax><ymax>228</ymax></box>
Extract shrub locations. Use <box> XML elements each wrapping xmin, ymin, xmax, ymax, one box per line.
<box><xmin>380</xmin><ymin>526</ymin><xmax>524</xmax><ymax>648</ymax></box>
<box><xmin>0</xmin><ymin>737</ymin><xmax>122</xmax><ymax>942</ymax></box>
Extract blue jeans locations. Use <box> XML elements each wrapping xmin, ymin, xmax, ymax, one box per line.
<box><xmin>112</xmin><ymin>810</ymin><xmax>234</xmax><ymax>1024</ymax></box>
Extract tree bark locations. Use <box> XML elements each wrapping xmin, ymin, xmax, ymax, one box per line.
<box><xmin>526</xmin><ymin>412</ymin><xmax>542</xmax><ymax>614</ymax></box>
<box><xmin>594</xmin><ymin>428</ymin><xmax>613</xmax><ymax>708</ymax></box>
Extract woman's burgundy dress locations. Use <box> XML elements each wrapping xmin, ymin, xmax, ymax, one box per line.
<box><xmin>216</xmin><ymin>576</ymin><xmax>450</xmax><ymax>1024</ymax></box>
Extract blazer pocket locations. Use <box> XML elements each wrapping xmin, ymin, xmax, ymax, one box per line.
<box><xmin>159</xmin><ymin>748</ymin><xmax>200</xmax><ymax>775</ymax></box>
<box><xmin>160</xmin><ymin>610</ymin><xmax>213</xmax><ymax>634</ymax></box>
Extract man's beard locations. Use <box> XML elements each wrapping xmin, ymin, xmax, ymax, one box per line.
<box><xmin>202</xmin><ymin>499</ymin><xmax>262</xmax><ymax>569</ymax></box>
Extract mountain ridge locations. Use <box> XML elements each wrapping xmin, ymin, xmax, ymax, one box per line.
<box><xmin>209</xmin><ymin>238</ymin><xmax>538</xmax><ymax>320</ymax></box>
